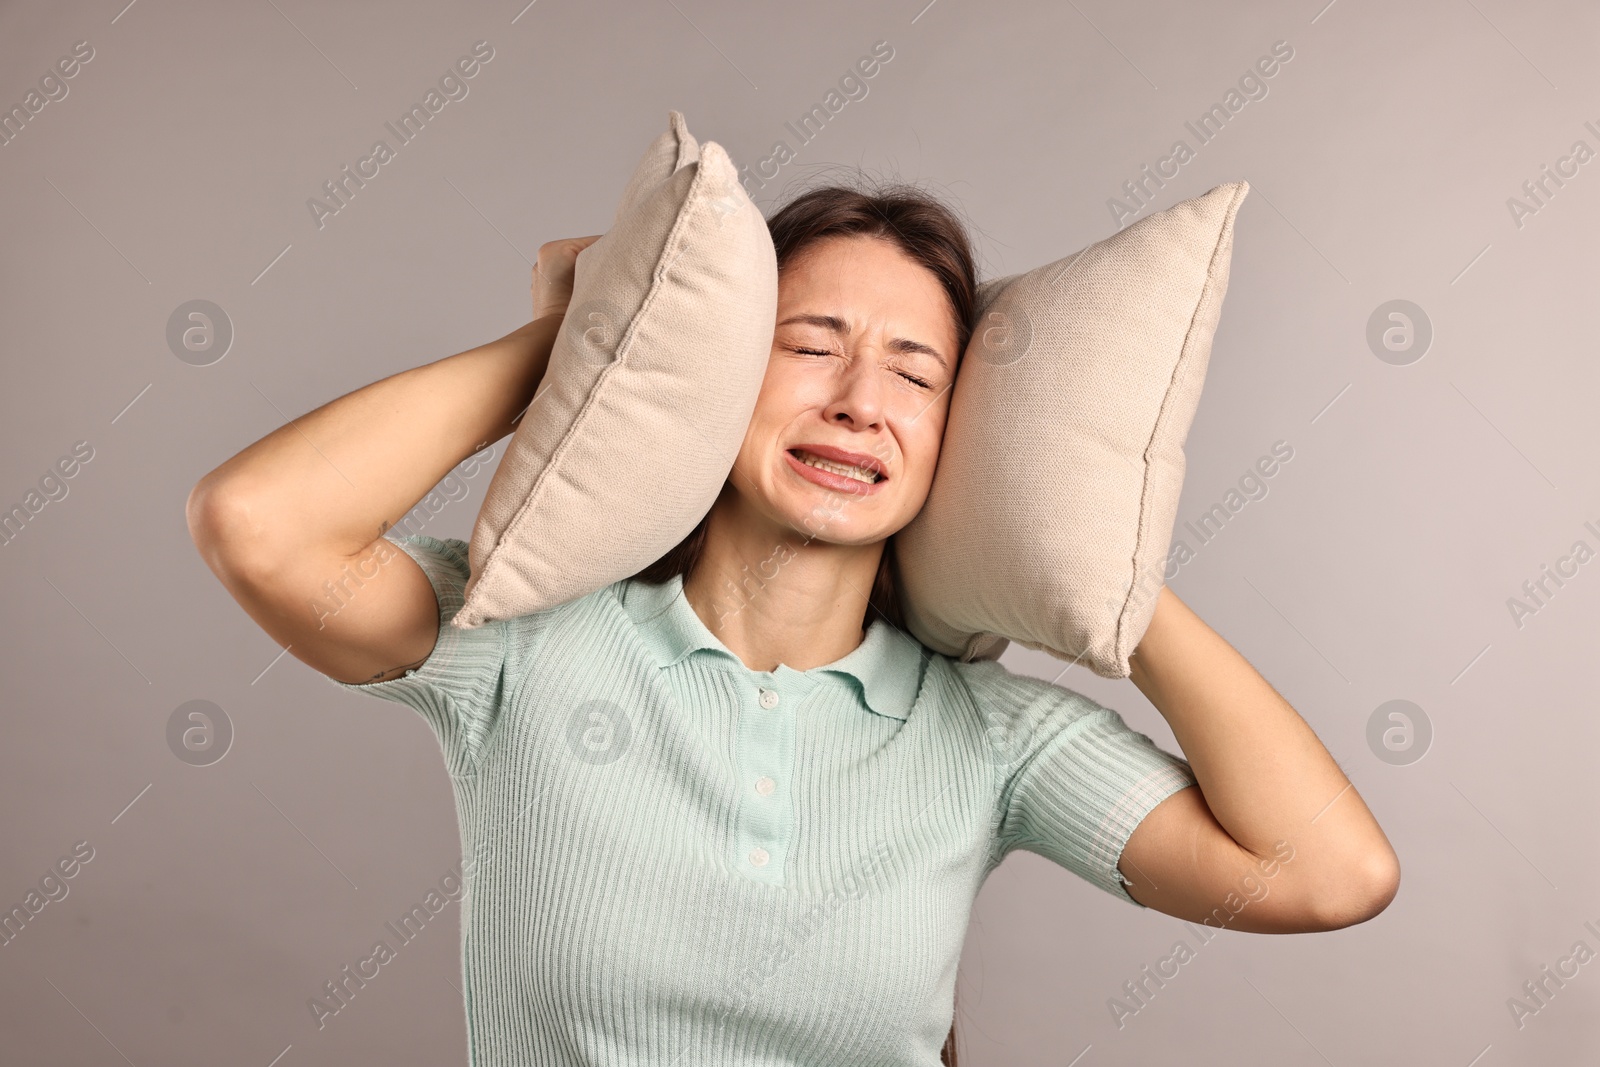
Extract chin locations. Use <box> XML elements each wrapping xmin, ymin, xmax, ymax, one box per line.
<box><xmin>786</xmin><ymin>504</ymin><xmax>899</xmax><ymax>546</ymax></box>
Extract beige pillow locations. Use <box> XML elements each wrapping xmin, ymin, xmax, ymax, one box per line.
<box><xmin>454</xmin><ymin>111</ymin><xmax>777</xmax><ymax>629</ymax></box>
<box><xmin>895</xmin><ymin>181</ymin><xmax>1249</xmax><ymax>677</ymax></box>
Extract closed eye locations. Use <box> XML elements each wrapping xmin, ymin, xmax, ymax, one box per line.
<box><xmin>790</xmin><ymin>347</ymin><xmax>934</xmax><ymax>390</ymax></box>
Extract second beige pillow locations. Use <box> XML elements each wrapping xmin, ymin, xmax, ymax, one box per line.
<box><xmin>895</xmin><ymin>182</ymin><xmax>1249</xmax><ymax>677</ymax></box>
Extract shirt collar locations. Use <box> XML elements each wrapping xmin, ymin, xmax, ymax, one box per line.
<box><xmin>613</xmin><ymin>572</ymin><xmax>925</xmax><ymax>721</ymax></box>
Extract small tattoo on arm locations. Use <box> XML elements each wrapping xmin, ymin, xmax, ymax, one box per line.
<box><xmin>364</xmin><ymin>655</ymin><xmax>428</xmax><ymax>683</ymax></box>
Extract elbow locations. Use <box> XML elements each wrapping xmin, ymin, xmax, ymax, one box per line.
<box><xmin>1356</xmin><ymin>846</ymin><xmax>1403</xmax><ymax>922</ymax></box>
<box><xmin>1304</xmin><ymin>846</ymin><xmax>1401</xmax><ymax>931</ymax></box>
<box><xmin>186</xmin><ymin>475</ymin><xmax>238</xmax><ymax>555</ymax></box>
<box><xmin>184</xmin><ymin>477</ymin><xmax>216</xmax><ymax>548</ymax></box>
<box><xmin>185</xmin><ymin>476</ymin><xmax>275</xmax><ymax>575</ymax></box>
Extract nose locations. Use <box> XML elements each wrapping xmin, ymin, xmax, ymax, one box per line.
<box><xmin>821</xmin><ymin>349</ymin><xmax>886</xmax><ymax>430</ymax></box>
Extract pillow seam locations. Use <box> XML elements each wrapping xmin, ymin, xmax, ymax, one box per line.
<box><xmin>611</xmin><ymin>145</ymin><xmax>723</xmax><ymax>368</ymax></box>
<box><xmin>1118</xmin><ymin>183</ymin><xmax>1246</xmax><ymax>669</ymax></box>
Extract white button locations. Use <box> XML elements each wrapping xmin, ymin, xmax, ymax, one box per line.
<box><xmin>755</xmin><ymin>776</ymin><xmax>775</xmax><ymax>796</ymax></box>
<box><xmin>748</xmin><ymin>847</ymin><xmax>769</xmax><ymax>867</ymax></box>
<box><xmin>758</xmin><ymin>688</ymin><xmax>779</xmax><ymax>709</ymax></box>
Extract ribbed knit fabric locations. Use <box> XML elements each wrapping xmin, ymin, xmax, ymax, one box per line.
<box><xmin>327</xmin><ymin>534</ymin><xmax>1198</xmax><ymax>1066</ymax></box>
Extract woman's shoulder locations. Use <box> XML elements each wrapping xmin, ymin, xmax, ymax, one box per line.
<box><xmin>904</xmin><ymin>643</ymin><xmax>1046</xmax><ymax>723</ymax></box>
<box><xmin>942</xmin><ymin>651</ymin><xmax>1059</xmax><ymax>703</ymax></box>
<box><xmin>939</xmin><ymin>651</ymin><xmax>1117</xmax><ymax>736</ymax></box>
<box><xmin>387</xmin><ymin>532</ymin><xmax>621</xmax><ymax>640</ymax></box>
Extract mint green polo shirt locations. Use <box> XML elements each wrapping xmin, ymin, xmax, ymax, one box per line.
<box><xmin>327</xmin><ymin>534</ymin><xmax>1197</xmax><ymax>1066</ymax></box>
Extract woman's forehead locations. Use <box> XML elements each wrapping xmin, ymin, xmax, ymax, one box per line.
<box><xmin>778</xmin><ymin>245</ymin><xmax>955</xmax><ymax>334</ymax></box>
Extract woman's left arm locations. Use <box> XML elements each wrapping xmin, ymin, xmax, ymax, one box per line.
<box><xmin>1117</xmin><ymin>585</ymin><xmax>1401</xmax><ymax>932</ymax></box>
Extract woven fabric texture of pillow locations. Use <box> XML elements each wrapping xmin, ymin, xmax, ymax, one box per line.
<box><xmin>454</xmin><ymin>110</ymin><xmax>778</xmax><ymax>629</ymax></box>
<box><xmin>895</xmin><ymin>181</ymin><xmax>1249</xmax><ymax>677</ymax></box>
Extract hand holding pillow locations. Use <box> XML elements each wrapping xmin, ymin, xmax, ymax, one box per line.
<box><xmin>531</xmin><ymin>235</ymin><xmax>602</xmax><ymax>322</ymax></box>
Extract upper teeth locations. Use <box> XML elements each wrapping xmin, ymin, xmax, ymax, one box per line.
<box><xmin>797</xmin><ymin>451</ymin><xmax>880</xmax><ymax>483</ymax></box>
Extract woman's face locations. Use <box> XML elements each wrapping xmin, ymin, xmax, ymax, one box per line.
<box><xmin>728</xmin><ymin>234</ymin><xmax>961</xmax><ymax>546</ymax></box>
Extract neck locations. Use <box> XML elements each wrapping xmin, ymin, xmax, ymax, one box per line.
<box><xmin>682</xmin><ymin>489</ymin><xmax>884</xmax><ymax>673</ymax></box>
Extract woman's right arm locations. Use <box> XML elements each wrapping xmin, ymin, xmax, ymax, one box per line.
<box><xmin>185</xmin><ymin>313</ymin><xmax>562</xmax><ymax>685</ymax></box>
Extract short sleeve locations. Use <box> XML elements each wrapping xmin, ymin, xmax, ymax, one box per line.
<box><xmin>324</xmin><ymin>534</ymin><xmax>534</xmax><ymax>777</ymax></box>
<box><xmin>965</xmin><ymin>660</ymin><xmax>1198</xmax><ymax>906</ymax></box>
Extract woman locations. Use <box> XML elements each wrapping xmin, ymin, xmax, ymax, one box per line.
<box><xmin>187</xmin><ymin>182</ymin><xmax>1399</xmax><ymax>1065</ymax></box>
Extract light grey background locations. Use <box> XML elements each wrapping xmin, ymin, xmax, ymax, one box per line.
<box><xmin>2</xmin><ymin>0</ymin><xmax>1596</xmax><ymax>1064</ymax></box>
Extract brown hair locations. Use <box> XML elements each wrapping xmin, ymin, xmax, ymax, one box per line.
<box><xmin>628</xmin><ymin>176</ymin><xmax>978</xmax><ymax>1065</ymax></box>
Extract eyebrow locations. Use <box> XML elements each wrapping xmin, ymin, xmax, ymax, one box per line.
<box><xmin>776</xmin><ymin>313</ymin><xmax>950</xmax><ymax>372</ymax></box>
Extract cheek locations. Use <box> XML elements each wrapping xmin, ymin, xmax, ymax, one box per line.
<box><xmin>735</xmin><ymin>410</ymin><xmax>775</xmax><ymax>468</ymax></box>
<box><xmin>913</xmin><ymin>406</ymin><xmax>951</xmax><ymax>463</ymax></box>
<box><xmin>755</xmin><ymin>354</ymin><xmax>805</xmax><ymax>405</ymax></box>
<box><xmin>746</xmin><ymin>361</ymin><xmax>827</xmax><ymax>443</ymax></box>
<box><xmin>895</xmin><ymin>420</ymin><xmax>946</xmax><ymax>491</ymax></box>
<box><xmin>737</xmin><ymin>391</ymin><xmax>796</xmax><ymax>468</ymax></box>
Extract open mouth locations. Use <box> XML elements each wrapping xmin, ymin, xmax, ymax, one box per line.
<box><xmin>787</xmin><ymin>448</ymin><xmax>885</xmax><ymax>485</ymax></box>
